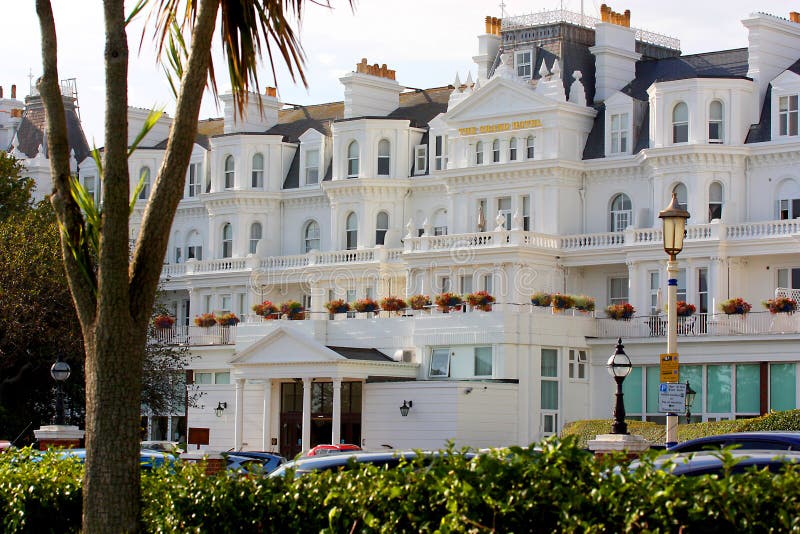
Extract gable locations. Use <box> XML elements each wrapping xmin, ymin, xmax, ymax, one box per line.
<box><xmin>231</xmin><ymin>326</ymin><xmax>344</xmax><ymax>365</ymax></box>
<box><xmin>604</xmin><ymin>91</ymin><xmax>634</xmax><ymax>108</ymax></box>
<box><xmin>771</xmin><ymin>69</ymin><xmax>800</xmax><ymax>92</ymax></box>
<box><xmin>445</xmin><ymin>78</ymin><xmax>557</xmax><ymax>123</ymax></box>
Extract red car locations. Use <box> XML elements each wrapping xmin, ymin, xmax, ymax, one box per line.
<box><xmin>306</xmin><ymin>444</ymin><xmax>362</xmax><ymax>457</ymax></box>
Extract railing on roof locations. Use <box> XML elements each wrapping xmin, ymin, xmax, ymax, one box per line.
<box><xmin>501</xmin><ymin>9</ymin><xmax>680</xmax><ymax>50</ymax></box>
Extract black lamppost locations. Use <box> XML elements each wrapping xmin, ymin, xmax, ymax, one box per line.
<box><xmin>50</xmin><ymin>355</ymin><xmax>71</xmax><ymax>425</ymax></box>
<box><xmin>684</xmin><ymin>381</ymin><xmax>697</xmax><ymax>423</ymax></box>
<box><xmin>607</xmin><ymin>338</ymin><xmax>632</xmax><ymax>435</ymax></box>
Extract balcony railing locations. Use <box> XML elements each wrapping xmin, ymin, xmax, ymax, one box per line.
<box><xmin>152</xmin><ymin>324</ymin><xmax>236</xmax><ymax>346</ymax></box>
<box><xmin>595</xmin><ymin>311</ymin><xmax>800</xmax><ymax>339</ymax></box>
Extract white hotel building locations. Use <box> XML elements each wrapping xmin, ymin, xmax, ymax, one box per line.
<box><xmin>4</xmin><ymin>6</ymin><xmax>800</xmax><ymax>456</ymax></box>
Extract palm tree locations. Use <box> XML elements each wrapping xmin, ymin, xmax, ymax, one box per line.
<box><xmin>34</xmin><ymin>0</ymin><xmax>336</xmax><ymax>530</ymax></box>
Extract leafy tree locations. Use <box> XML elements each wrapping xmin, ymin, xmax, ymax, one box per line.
<box><xmin>0</xmin><ymin>152</ymin><xmax>34</xmax><ymax>221</ymax></box>
<box><xmin>34</xmin><ymin>0</ymin><xmax>322</xmax><ymax>530</ymax></box>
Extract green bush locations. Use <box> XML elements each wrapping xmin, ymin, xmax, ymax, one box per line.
<box><xmin>4</xmin><ymin>435</ymin><xmax>800</xmax><ymax>532</ymax></box>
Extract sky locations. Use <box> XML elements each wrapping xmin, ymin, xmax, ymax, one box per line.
<box><xmin>5</xmin><ymin>0</ymin><xmax>799</xmax><ymax>144</ymax></box>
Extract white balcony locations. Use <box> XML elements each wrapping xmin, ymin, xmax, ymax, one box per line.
<box><xmin>595</xmin><ymin>311</ymin><xmax>800</xmax><ymax>339</ymax></box>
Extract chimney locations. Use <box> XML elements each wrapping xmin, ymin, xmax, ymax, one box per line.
<box><xmin>0</xmin><ymin>87</ymin><xmax>3</xmax><ymax>98</ymax></box>
<box><xmin>473</xmin><ymin>16</ymin><xmax>502</xmax><ymax>81</ymax></box>
<box><xmin>221</xmin><ymin>88</ymin><xmax>281</xmax><ymax>134</ymax></box>
<box><xmin>11</xmin><ymin>85</ymin><xmax>16</xmax><ymax>99</ymax></box>
<box><xmin>339</xmin><ymin>58</ymin><xmax>403</xmax><ymax>119</ymax></box>
<box><xmin>590</xmin><ymin>4</ymin><xmax>640</xmax><ymax>102</ymax></box>
<box><xmin>743</xmin><ymin>12</ymin><xmax>800</xmax><ymax>109</ymax></box>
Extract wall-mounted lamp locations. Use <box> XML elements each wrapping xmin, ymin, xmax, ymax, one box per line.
<box><xmin>399</xmin><ymin>400</ymin><xmax>413</xmax><ymax>417</ymax></box>
<box><xmin>464</xmin><ymin>387</ymin><xmax>473</xmax><ymax>395</ymax></box>
<box><xmin>214</xmin><ymin>401</ymin><xmax>228</xmax><ymax>417</ymax></box>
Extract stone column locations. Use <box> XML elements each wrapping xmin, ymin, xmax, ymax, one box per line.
<box><xmin>261</xmin><ymin>380</ymin><xmax>272</xmax><ymax>451</ymax></box>
<box><xmin>310</xmin><ymin>285</ymin><xmax>326</xmax><ymax>320</ymax></box>
<box><xmin>234</xmin><ymin>378</ymin><xmax>245</xmax><ymax>450</ymax></box>
<box><xmin>301</xmin><ymin>377</ymin><xmax>312</xmax><ymax>453</ymax></box>
<box><xmin>331</xmin><ymin>378</ymin><xmax>342</xmax><ymax>445</ymax></box>
<box><xmin>709</xmin><ymin>256</ymin><xmax>727</xmax><ymax>310</ymax></box>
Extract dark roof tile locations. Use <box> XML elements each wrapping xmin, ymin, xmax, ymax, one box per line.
<box><xmin>326</xmin><ymin>346</ymin><xmax>394</xmax><ymax>362</ymax></box>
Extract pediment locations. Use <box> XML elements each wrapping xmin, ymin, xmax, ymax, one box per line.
<box><xmin>446</xmin><ymin>78</ymin><xmax>557</xmax><ymax>123</ymax></box>
<box><xmin>230</xmin><ymin>326</ymin><xmax>344</xmax><ymax>365</ymax></box>
<box><xmin>771</xmin><ymin>69</ymin><xmax>800</xmax><ymax>91</ymax></box>
<box><xmin>604</xmin><ymin>91</ymin><xmax>633</xmax><ymax>108</ymax></box>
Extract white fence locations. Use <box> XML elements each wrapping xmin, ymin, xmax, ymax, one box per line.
<box><xmin>596</xmin><ymin>311</ymin><xmax>800</xmax><ymax>339</ymax></box>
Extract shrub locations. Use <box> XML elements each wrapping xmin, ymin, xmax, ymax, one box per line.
<box><xmin>252</xmin><ymin>300</ymin><xmax>278</xmax><ymax>319</ymax></box>
<box><xmin>572</xmin><ymin>295</ymin><xmax>595</xmax><ymax>312</ymax></box>
<box><xmin>280</xmin><ymin>300</ymin><xmax>305</xmax><ymax>320</ymax></box>
<box><xmin>215</xmin><ymin>312</ymin><xmax>240</xmax><ymax>326</ymax></box>
<box><xmin>435</xmin><ymin>292</ymin><xmax>463</xmax><ymax>312</ymax></box>
<box><xmin>380</xmin><ymin>296</ymin><xmax>407</xmax><ymax>312</ymax></box>
<box><xmin>530</xmin><ymin>291</ymin><xmax>552</xmax><ymax>307</ymax></box>
<box><xmin>763</xmin><ymin>297</ymin><xmax>797</xmax><ymax>314</ymax></box>
<box><xmin>153</xmin><ymin>314</ymin><xmax>175</xmax><ymax>329</ymax></box>
<box><xmin>466</xmin><ymin>290</ymin><xmax>495</xmax><ymax>311</ymax></box>
<box><xmin>719</xmin><ymin>297</ymin><xmax>752</xmax><ymax>315</ymax></box>
<box><xmin>551</xmin><ymin>293</ymin><xmax>574</xmax><ymax>310</ymax></box>
<box><xmin>408</xmin><ymin>294</ymin><xmax>431</xmax><ymax>310</ymax></box>
<box><xmin>605</xmin><ymin>303</ymin><xmax>635</xmax><ymax>320</ymax></box>
<box><xmin>193</xmin><ymin>313</ymin><xmax>216</xmax><ymax>327</ymax></box>
<box><xmin>353</xmin><ymin>298</ymin><xmax>379</xmax><ymax>313</ymax></box>
<box><xmin>325</xmin><ymin>299</ymin><xmax>350</xmax><ymax>314</ymax></box>
<box><xmin>676</xmin><ymin>301</ymin><xmax>696</xmax><ymax>317</ymax></box>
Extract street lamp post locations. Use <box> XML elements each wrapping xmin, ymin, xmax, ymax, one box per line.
<box><xmin>50</xmin><ymin>355</ymin><xmax>71</xmax><ymax>426</ymax></box>
<box><xmin>658</xmin><ymin>192</ymin><xmax>690</xmax><ymax>447</ymax></box>
<box><xmin>607</xmin><ymin>338</ymin><xmax>632</xmax><ymax>435</ymax></box>
<box><xmin>684</xmin><ymin>381</ymin><xmax>697</xmax><ymax>423</ymax></box>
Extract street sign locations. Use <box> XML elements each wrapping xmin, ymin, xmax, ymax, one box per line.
<box><xmin>659</xmin><ymin>353</ymin><xmax>680</xmax><ymax>383</ymax></box>
<box><xmin>659</xmin><ymin>382</ymin><xmax>687</xmax><ymax>413</ymax></box>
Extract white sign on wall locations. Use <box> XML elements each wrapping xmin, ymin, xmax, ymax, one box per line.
<box><xmin>658</xmin><ymin>382</ymin><xmax>687</xmax><ymax>413</ymax></box>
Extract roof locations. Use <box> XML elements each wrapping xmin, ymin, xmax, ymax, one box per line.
<box><xmin>14</xmin><ymin>95</ymin><xmax>90</xmax><ymax>162</ymax></box>
<box><xmin>325</xmin><ymin>346</ymin><xmax>394</xmax><ymax>362</ymax></box>
<box><xmin>151</xmin><ymin>133</ymin><xmax>211</xmax><ymax>151</ymax></box>
<box><xmin>746</xmin><ymin>84</ymin><xmax>772</xmax><ymax>144</ymax></box>
<box><xmin>386</xmin><ymin>86</ymin><xmax>452</xmax><ymax>127</ymax></box>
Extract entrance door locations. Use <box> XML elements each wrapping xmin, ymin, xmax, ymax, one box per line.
<box><xmin>279</xmin><ymin>413</ymin><xmax>302</xmax><ymax>459</ymax></box>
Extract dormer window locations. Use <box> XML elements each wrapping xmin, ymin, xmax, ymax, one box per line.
<box><xmin>515</xmin><ymin>50</ymin><xmax>532</xmax><ymax>79</ymax></box>
<box><xmin>377</xmin><ymin>139</ymin><xmax>390</xmax><ymax>176</ymax></box>
<box><xmin>415</xmin><ymin>145</ymin><xmax>427</xmax><ymax>174</ymax></box>
<box><xmin>188</xmin><ymin>163</ymin><xmax>201</xmax><ymax>197</ymax></box>
<box><xmin>708</xmin><ymin>101</ymin><xmax>724</xmax><ymax>143</ymax></box>
<box><xmin>347</xmin><ymin>141</ymin><xmax>359</xmax><ymax>178</ymax></box>
<box><xmin>779</xmin><ymin>95</ymin><xmax>798</xmax><ymax>137</ymax></box>
<box><xmin>672</xmin><ymin>102</ymin><xmax>689</xmax><ymax>143</ymax></box>
<box><xmin>434</xmin><ymin>135</ymin><xmax>448</xmax><ymax>171</ymax></box>
<box><xmin>610</xmin><ymin>113</ymin><xmax>629</xmax><ymax>154</ymax></box>
<box><xmin>306</xmin><ymin>149</ymin><xmax>319</xmax><ymax>185</ymax></box>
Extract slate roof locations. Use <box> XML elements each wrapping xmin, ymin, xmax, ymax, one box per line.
<box><xmin>746</xmin><ymin>84</ymin><xmax>772</xmax><ymax>144</ymax></box>
<box><xmin>151</xmin><ymin>133</ymin><xmax>211</xmax><ymax>151</ymax></box>
<box><xmin>326</xmin><ymin>346</ymin><xmax>394</xmax><ymax>362</ymax></box>
<box><xmin>15</xmin><ymin>95</ymin><xmax>90</xmax><ymax>162</ymax></box>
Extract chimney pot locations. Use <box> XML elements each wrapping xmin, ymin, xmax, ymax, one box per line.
<box><xmin>0</xmin><ymin>87</ymin><xmax>3</xmax><ymax>98</ymax></box>
<box><xmin>791</xmin><ymin>12</ymin><xmax>800</xmax><ymax>23</ymax></box>
<box><xmin>485</xmin><ymin>15</ymin><xmax>492</xmax><ymax>34</ymax></box>
<box><xmin>11</xmin><ymin>85</ymin><xmax>16</xmax><ymax>99</ymax></box>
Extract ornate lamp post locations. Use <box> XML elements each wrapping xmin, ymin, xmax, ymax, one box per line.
<box><xmin>658</xmin><ymin>192</ymin><xmax>690</xmax><ymax>446</ymax></box>
<box><xmin>684</xmin><ymin>381</ymin><xmax>697</xmax><ymax>423</ymax></box>
<box><xmin>607</xmin><ymin>338</ymin><xmax>632</xmax><ymax>435</ymax></box>
<box><xmin>50</xmin><ymin>355</ymin><xmax>71</xmax><ymax>425</ymax></box>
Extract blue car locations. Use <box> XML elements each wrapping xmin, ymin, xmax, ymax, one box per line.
<box><xmin>224</xmin><ymin>451</ymin><xmax>285</xmax><ymax>473</ymax></box>
<box><xmin>668</xmin><ymin>431</ymin><xmax>800</xmax><ymax>453</ymax></box>
<box><xmin>54</xmin><ymin>448</ymin><xmax>176</xmax><ymax>470</ymax></box>
<box><xmin>641</xmin><ymin>449</ymin><xmax>800</xmax><ymax>476</ymax></box>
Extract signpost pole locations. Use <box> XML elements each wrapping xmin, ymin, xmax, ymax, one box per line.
<box><xmin>665</xmin><ymin>258</ymin><xmax>680</xmax><ymax>447</ymax></box>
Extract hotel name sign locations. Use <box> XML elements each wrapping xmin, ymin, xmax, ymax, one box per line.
<box><xmin>458</xmin><ymin>119</ymin><xmax>542</xmax><ymax>136</ymax></box>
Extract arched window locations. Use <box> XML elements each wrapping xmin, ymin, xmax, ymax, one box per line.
<box><xmin>221</xmin><ymin>223</ymin><xmax>233</xmax><ymax>258</ymax></box>
<box><xmin>347</xmin><ymin>141</ymin><xmax>359</xmax><ymax>178</ymax></box>
<box><xmin>475</xmin><ymin>141</ymin><xmax>484</xmax><ymax>165</ymax></box>
<box><xmin>251</xmin><ymin>153</ymin><xmax>264</xmax><ymax>188</ymax></box>
<box><xmin>708</xmin><ymin>182</ymin><xmax>723</xmax><ymax>221</ymax></box>
<box><xmin>673</xmin><ymin>183</ymin><xmax>688</xmax><ymax>211</ymax></box>
<box><xmin>708</xmin><ymin>101</ymin><xmax>723</xmax><ymax>143</ymax></box>
<box><xmin>138</xmin><ymin>166</ymin><xmax>151</xmax><ymax>200</ymax></box>
<box><xmin>224</xmin><ymin>155</ymin><xmax>235</xmax><ymax>189</ymax></box>
<box><xmin>610</xmin><ymin>193</ymin><xmax>632</xmax><ymax>232</ymax></box>
<box><xmin>345</xmin><ymin>213</ymin><xmax>358</xmax><ymax>250</ymax></box>
<box><xmin>509</xmin><ymin>137</ymin><xmax>518</xmax><ymax>161</ymax></box>
<box><xmin>375</xmin><ymin>211</ymin><xmax>389</xmax><ymax>245</ymax></box>
<box><xmin>673</xmin><ymin>102</ymin><xmax>689</xmax><ymax>143</ymax></box>
<box><xmin>492</xmin><ymin>139</ymin><xmax>500</xmax><ymax>163</ymax></box>
<box><xmin>778</xmin><ymin>179</ymin><xmax>800</xmax><ymax>220</ymax></box>
<box><xmin>249</xmin><ymin>222</ymin><xmax>262</xmax><ymax>254</ymax></box>
<box><xmin>526</xmin><ymin>136</ymin><xmax>535</xmax><ymax>159</ymax></box>
<box><xmin>377</xmin><ymin>139</ymin><xmax>390</xmax><ymax>176</ymax></box>
<box><xmin>304</xmin><ymin>220</ymin><xmax>320</xmax><ymax>253</ymax></box>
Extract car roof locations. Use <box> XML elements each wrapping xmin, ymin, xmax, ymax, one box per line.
<box><xmin>646</xmin><ymin>449</ymin><xmax>800</xmax><ymax>474</ymax></box>
<box><xmin>269</xmin><ymin>451</ymin><xmax>426</xmax><ymax>477</ymax></box>
<box><xmin>670</xmin><ymin>431</ymin><xmax>800</xmax><ymax>450</ymax></box>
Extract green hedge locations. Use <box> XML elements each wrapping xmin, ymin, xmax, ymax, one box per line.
<box><xmin>563</xmin><ymin>409</ymin><xmax>800</xmax><ymax>448</ymax></box>
<box><xmin>3</xmin><ymin>438</ymin><xmax>800</xmax><ymax>532</ymax></box>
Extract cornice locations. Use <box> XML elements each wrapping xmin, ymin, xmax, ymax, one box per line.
<box><xmin>322</xmin><ymin>178</ymin><xmax>414</xmax><ymax>201</ymax></box>
<box><xmin>747</xmin><ymin>146</ymin><xmax>800</xmax><ymax>167</ymax></box>
<box><xmin>202</xmin><ymin>191</ymin><xmax>282</xmax><ymax>210</ymax></box>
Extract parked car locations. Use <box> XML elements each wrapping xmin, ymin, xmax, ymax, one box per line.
<box><xmin>640</xmin><ymin>449</ymin><xmax>800</xmax><ymax>476</ymax></box>
<box><xmin>223</xmin><ymin>451</ymin><xmax>285</xmax><ymax>474</ymax></box>
<box><xmin>305</xmin><ymin>444</ymin><xmax>362</xmax><ymax>457</ymax></box>
<box><xmin>141</xmin><ymin>440</ymin><xmax>183</xmax><ymax>454</ymax></box>
<box><xmin>668</xmin><ymin>432</ymin><xmax>800</xmax><ymax>453</ymax></box>
<box><xmin>270</xmin><ymin>450</ymin><xmax>474</xmax><ymax>478</ymax></box>
<box><xmin>50</xmin><ymin>449</ymin><xmax>176</xmax><ymax>470</ymax></box>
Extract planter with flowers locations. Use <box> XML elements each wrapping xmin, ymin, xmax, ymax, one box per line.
<box><xmin>252</xmin><ymin>300</ymin><xmax>279</xmax><ymax>320</ymax></box>
<box><xmin>153</xmin><ymin>314</ymin><xmax>175</xmax><ymax>330</ymax></box>
<box><xmin>719</xmin><ymin>297</ymin><xmax>752</xmax><ymax>315</ymax></box>
<box><xmin>530</xmin><ymin>292</ymin><xmax>552</xmax><ymax>308</ymax></box>
<box><xmin>216</xmin><ymin>312</ymin><xmax>240</xmax><ymax>326</ymax></box>
<box><xmin>281</xmin><ymin>300</ymin><xmax>305</xmax><ymax>320</ymax></box>
<box><xmin>467</xmin><ymin>290</ymin><xmax>495</xmax><ymax>312</ymax></box>
<box><xmin>325</xmin><ymin>299</ymin><xmax>351</xmax><ymax>317</ymax></box>
<box><xmin>605</xmin><ymin>303</ymin><xmax>635</xmax><ymax>320</ymax></box>
<box><xmin>408</xmin><ymin>295</ymin><xmax>431</xmax><ymax>313</ymax></box>
<box><xmin>551</xmin><ymin>293</ymin><xmax>574</xmax><ymax>312</ymax></box>
<box><xmin>763</xmin><ymin>297</ymin><xmax>797</xmax><ymax>314</ymax></box>
<box><xmin>676</xmin><ymin>301</ymin><xmax>696</xmax><ymax>317</ymax></box>
<box><xmin>573</xmin><ymin>295</ymin><xmax>595</xmax><ymax>314</ymax></box>
<box><xmin>353</xmin><ymin>298</ymin><xmax>379</xmax><ymax>316</ymax></box>
<box><xmin>380</xmin><ymin>296</ymin><xmax>407</xmax><ymax>315</ymax></box>
<box><xmin>435</xmin><ymin>292</ymin><xmax>463</xmax><ymax>313</ymax></box>
<box><xmin>194</xmin><ymin>313</ymin><xmax>217</xmax><ymax>328</ymax></box>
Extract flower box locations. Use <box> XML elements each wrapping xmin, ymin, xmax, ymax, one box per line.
<box><xmin>216</xmin><ymin>312</ymin><xmax>240</xmax><ymax>326</ymax></box>
<box><xmin>194</xmin><ymin>313</ymin><xmax>216</xmax><ymax>328</ymax></box>
<box><xmin>380</xmin><ymin>296</ymin><xmax>407</xmax><ymax>313</ymax></box>
<box><xmin>153</xmin><ymin>315</ymin><xmax>175</xmax><ymax>329</ymax></box>
<box><xmin>252</xmin><ymin>300</ymin><xmax>279</xmax><ymax>319</ymax></box>
<box><xmin>530</xmin><ymin>292</ymin><xmax>552</xmax><ymax>307</ymax></box>
<box><xmin>763</xmin><ymin>297</ymin><xmax>797</xmax><ymax>314</ymax></box>
<box><xmin>551</xmin><ymin>293</ymin><xmax>574</xmax><ymax>311</ymax></box>
<box><xmin>719</xmin><ymin>297</ymin><xmax>752</xmax><ymax>315</ymax></box>
<box><xmin>467</xmin><ymin>291</ymin><xmax>495</xmax><ymax>312</ymax></box>
<box><xmin>408</xmin><ymin>295</ymin><xmax>431</xmax><ymax>310</ymax></box>
<box><xmin>572</xmin><ymin>295</ymin><xmax>595</xmax><ymax>312</ymax></box>
<box><xmin>353</xmin><ymin>298</ymin><xmax>379</xmax><ymax>314</ymax></box>
<box><xmin>605</xmin><ymin>303</ymin><xmax>635</xmax><ymax>320</ymax></box>
<box><xmin>676</xmin><ymin>301</ymin><xmax>696</xmax><ymax>317</ymax></box>
<box><xmin>280</xmin><ymin>300</ymin><xmax>305</xmax><ymax>320</ymax></box>
<box><xmin>435</xmin><ymin>292</ymin><xmax>463</xmax><ymax>313</ymax></box>
<box><xmin>325</xmin><ymin>299</ymin><xmax>351</xmax><ymax>314</ymax></box>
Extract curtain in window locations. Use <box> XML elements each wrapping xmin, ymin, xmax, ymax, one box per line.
<box><xmin>735</xmin><ymin>364</ymin><xmax>760</xmax><ymax>413</ymax></box>
<box><xmin>706</xmin><ymin>364</ymin><xmax>731</xmax><ymax>413</ymax></box>
<box><xmin>770</xmin><ymin>363</ymin><xmax>796</xmax><ymax>411</ymax></box>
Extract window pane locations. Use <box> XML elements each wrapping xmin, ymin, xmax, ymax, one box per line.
<box><xmin>474</xmin><ymin>347</ymin><xmax>492</xmax><ymax>376</ymax></box>
<box><xmin>194</xmin><ymin>372</ymin><xmax>212</xmax><ymax>384</ymax></box>
<box><xmin>215</xmin><ymin>372</ymin><xmax>230</xmax><ymax>384</ymax></box>
<box><xmin>680</xmin><ymin>365</ymin><xmax>703</xmax><ymax>414</ymax></box>
<box><xmin>622</xmin><ymin>367</ymin><xmax>643</xmax><ymax>413</ymax></box>
<box><xmin>707</xmin><ymin>364</ymin><xmax>732</xmax><ymax>413</ymax></box>
<box><xmin>646</xmin><ymin>366</ymin><xmax>661</xmax><ymax>413</ymax></box>
<box><xmin>430</xmin><ymin>348</ymin><xmax>450</xmax><ymax>377</ymax></box>
<box><xmin>736</xmin><ymin>364</ymin><xmax>760</xmax><ymax>413</ymax></box>
<box><xmin>541</xmin><ymin>381</ymin><xmax>558</xmax><ymax>410</ymax></box>
<box><xmin>541</xmin><ymin>349</ymin><xmax>558</xmax><ymax>377</ymax></box>
<box><xmin>770</xmin><ymin>363</ymin><xmax>796</xmax><ymax>411</ymax></box>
